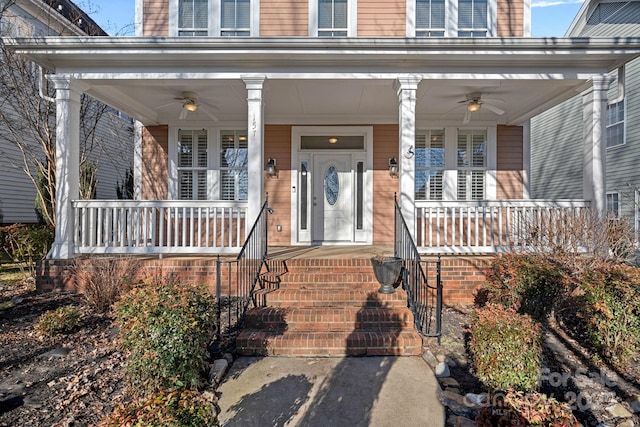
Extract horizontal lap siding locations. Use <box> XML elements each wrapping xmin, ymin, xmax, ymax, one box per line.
<box><xmin>141</xmin><ymin>125</ymin><xmax>169</xmax><ymax>200</ymax></box>
<box><xmin>496</xmin><ymin>125</ymin><xmax>524</xmax><ymax>199</ymax></box>
<box><xmin>358</xmin><ymin>0</ymin><xmax>405</xmax><ymax>36</ymax></box>
<box><xmin>496</xmin><ymin>0</ymin><xmax>524</xmax><ymax>36</ymax></box>
<box><xmin>373</xmin><ymin>125</ymin><xmax>399</xmax><ymax>244</ymax></box>
<box><xmin>264</xmin><ymin>125</ymin><xmax>292</xmax><ymax>245</ymax></box>
<box><xmin>260</xmin><ymin>0</ymin><xmax>308</xmax><ymax>36</ymax></box>
<box><xmin>143</xmin><ymin>0</ymin><xmax>169</xmax><ymax>36</ymax></box>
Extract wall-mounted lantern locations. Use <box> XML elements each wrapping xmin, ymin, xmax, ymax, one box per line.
<box><xmin>389</xmin><ymin>157</ymin><xmax>398</xmax><ymax>178</ymax></box>
<box><xmin>266</xmin><ymin>158</ymin><xmax>277</xmax><ymax>177</ymax></box>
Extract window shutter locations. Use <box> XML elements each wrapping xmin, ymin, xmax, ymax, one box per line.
<box><xmin>178</xmin><ymin>133</ymin><xmax>194</xmax><ymax>168</ymax></box>
<box><xmin>197</xmin><ymin>132</ymin><xmax>208</xmax><ymax>167</ymax></box>
<box><xmin>179</xmin><ymin>171</ymin><xmax>193</xmax><ymax>200</ymax></box>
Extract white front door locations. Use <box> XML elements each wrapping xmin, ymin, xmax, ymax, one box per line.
<box><xmin>312</xmin><ymin>154</ymin><xmax>353</xmax><ymax>243</ymax></box>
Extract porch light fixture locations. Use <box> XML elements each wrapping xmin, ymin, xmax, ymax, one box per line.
<box><xmin>328</xmin><ymin>137</ymin><xmax>338</xmax><ymax>144</ymax></box>
<box><xmin>389</xmin><ymin>157</ymin><xmax>398</xmax><ymax>178</ymax></box>
<box><xmin>183</xmin><ymin>100</ymin><xmax>198</xmax><ymax>112</ymax></box>
<box><xmin>266</xmin><ymin>158</ymin><xmax>277</xmax><ymax>177</ymax></box>
<box><xmin>467</xmin><ymin>101</ymin><xmax>481</xmax><ymax>112</ymax></box>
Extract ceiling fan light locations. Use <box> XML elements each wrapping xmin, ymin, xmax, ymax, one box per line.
<box><xmin>183</xmin><ymin>101</ymin><xmax>198</xmax><ymax>112</ymax></box>
<box><xmin>467</xmin><ymin>101</ymin><xmax>481</xmax><ymax>112</ymax></box>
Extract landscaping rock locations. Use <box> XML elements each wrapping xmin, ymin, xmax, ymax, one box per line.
<box><xmin>438</xmin><ymin>390</ymin><xmax>482</xmax><ymax>419</ymax></box>
<box><xmin>464</xmin><ymin>393</ymin><xmax>489</xmax><ymax>407</ymax></box>
<box><xmin>422</xmin><ymin>350</ymin><xmax>438</xmax><ymax>368</ymax></box>
<box><xmin>209</xmin><ymin>359</ymin><xmax>229</xmax><ymax>384</ymax></box>
<box><xmin>455</xmin><ymin>415</ymin><xmax>478</xmax><ymax>427</ymax></box>
<box><xmin>440</xmin><ymin>377</ymin><xmax>461</xmax><ymax>388</ymax></box>
<box><xmin>627</xmin><ymin>395</ymin><xmax>640</xmax><ymax>414</ymax></box>
<box><xmin>617</xmin><ymin>420</ymin><xmax>634</xmax><ymax>427</ymax></box>
<box><xmin>36</xmin><ymin>348</ymin><xmax>70</xmax><ymax>360</ymax></box>
<box><xmin>10</xmin><ymin>296</ymin><xmax>24</xmax><ymax>305</ymax></box>
<box><xmin>607</xmin><ymin>403</ymin><xmax>633</xmax><ymax>419</ymax></box>
<box><xmin>435</xmin><ymin>362</ymin><xmax>451</xmax><ymax>378</ymax></box>
<box><xmin>222</xmin><ymin>352</ymin><xmax>234</xmax><ymax>365</ymax></box>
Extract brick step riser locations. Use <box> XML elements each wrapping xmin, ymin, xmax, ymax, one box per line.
<box><xmin>244</xmin><ymin>322</ymin><xmax>414</xmax><ymax>332</ymax></box>
<box><xmin>267</xmin><ymin>300</ymin><xmax>408</xmax><ymax>309</ymax></box>
<box><xmin>236</xmin><ymin>331</ymin><xmax>422</xmax><ymax>357</ymax></box>
<box><xmin>277</xmin><ymin>275</ymin><xmax>381</xmax><ymax>286</ymax></box>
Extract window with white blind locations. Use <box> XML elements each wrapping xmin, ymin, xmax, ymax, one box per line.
<box><xmin>416</xmin><ymin>0</ymin><xmax>445</xmax><ymax>37</ymax></box>
<box><xmin>416</xmin><ymin>130</ymin><xmax>445</xmax><ymax>200</ymax></box>
<box><xmin>607</xmin><ymin>192</ymin><xmax>620</xmax><ymax>218</ymax></box>
<box><xmin>606</xmin><ymin>100</ymin><xmax>625</xmax><ymax>148</ymax></box>
<box><xmin>220</xmin><ymin>130</ymin><xmax>248</xmax><ymax>200</ymax></box>
<box><xmin>178</xmin><ymin>0</ymin><xmax>209</xmax><ymax>36</ymax></box>
<box><xmin>221</xmin><ymin>0</ymin><xmax>250</xmax><ymax>36</ymax></box>
<box><xmin>457</xmin><ymin>129</ymin><xmax>487</xmax><ymax>200</ymax></box>
<box><xmin>318</xmin><ymin>0</ymin><xmax>348</xmax><ymax>36</ymax></box>
<box><xmin>458</xmin><ymin>0</ymin><xmax>487</xmax><ymax>36</ymax></box>
<box><xmin>177</xmin><ymin>129</ymin><xmax>209</xmax><ymax>200</ymax></box>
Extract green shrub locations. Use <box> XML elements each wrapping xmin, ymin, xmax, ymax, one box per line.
<box><xmin>35</xmin><ymin>305</ymin><xmax>81</xmax><ymax>336</ymax></box>
<box><xmin>0</xmin><ymin>224</ymin><xmax>54</xmax><ymax>278</ymax></box>
<box><xmin>481</xmin><ymin>254</ymin><xmax>568</xmax><ymax>322</ymax></box>
<box><xmin>115</xmin><ymin>281</ymin><xmax>216</xmax><ymax>397</ymax></box>
<box><xmin>100</xmin><ymin>389</ymin><xmax>217</xmax><ymax>427</ymax></box>
<box><xmin>477</xmin><ymin>390</ymin><xmax>580</xmax><ymax>426</ymax></box>
<box><xmin>469</xmin><ymin>304</ymin><xmax>543</xmax><ymax>392</ymax></box>
<box><xmin>573</xmin><ymin>263</ymin><xmax>640</xmax><ymax>363</ymax></box>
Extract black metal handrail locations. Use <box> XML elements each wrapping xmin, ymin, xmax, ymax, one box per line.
<box><xmin>394</xmin><ymin>193</ymin><xmax>442</xmax><ymax>343</ymax></box>
<box><xmin>216</xmin><ymin>196</ymin><xmax>272</xmax><ymax>337</ymax></box>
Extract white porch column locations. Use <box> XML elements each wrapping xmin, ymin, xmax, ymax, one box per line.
<box><xmin>394</xmin><ymin>77</ymin><xmax>421</xmax><ymax>238</ymax></box>
<box><xmin>582</xmin><ymin>75</ymin><xmax>612</xmax><ymax>217</ymax></box>
<box><xmin>243</xmin><ymin>76</ymin><xmax>266</xmax><ymax>226</ymax></box>
<box><xmin>47</xmin><ymin>76</ymin><xmax>82</xmax><ymax>259</ymax></box>
<box><xmin>133</xmin><ymin>120</ymin><xmax>143</xmax><ymax>200</ymax></box>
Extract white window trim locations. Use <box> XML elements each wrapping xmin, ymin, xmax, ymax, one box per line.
<box><xmin>309</xmin><ymin>0</ymin><xmax>357</xmax><ymax>37</ymax></box>
<box><xmin>417</xmin><ymin>125</ymin><xmax>496</xmax><ymax>200</ymax></box>
<box><xmin>169</xmin><ymin>0</ymin><xmax>259</xmax><ymax>37</ymax></box>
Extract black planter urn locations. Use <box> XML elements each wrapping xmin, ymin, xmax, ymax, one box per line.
<box><xmin>370</xmin><ymin>256</ymin><xmax>402</xmax><ymax>294</ymax></box>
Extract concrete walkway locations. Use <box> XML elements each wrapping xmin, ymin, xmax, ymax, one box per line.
<box><xmin>216</xmin><ymin>356</ymin><xmax>445</xmax><ymax>427</ymax></box>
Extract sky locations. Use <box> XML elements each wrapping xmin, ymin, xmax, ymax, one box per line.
<box><xmin>85</xmin><ymin>0</ymin><xmax>586</xmax><ymax>37</ymax></box>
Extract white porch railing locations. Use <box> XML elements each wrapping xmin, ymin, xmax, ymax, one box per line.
<box><xmin>415</xmin><ymin>200</ymin><xmax>591</xmax><ymax>254</ymax></box>
<box><xmin>73</xmin><ymin>200</ymin><xmax>248</xmax><ymax>255</ymax></box>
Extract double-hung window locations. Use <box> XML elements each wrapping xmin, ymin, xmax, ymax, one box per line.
<box><xmin>416</xmin><ymin>0</ymin><xmax>445</xmax><ymax>37</ymax></box>
<box><xmin>221</xmin><ymin>0</ymin><xmax>250</xmax><ymax>36</ymax></box>
<box><xmin>220</xmin><ymin>130</ymin><xmax>248</xmax><ymax>200</ymax></box>
<box><xmin>458</xmin><ymin>0</ymin><xmax>488</xmax><ymax>36</ymax></box>
<box><xmin>178</xmin><ymin>0</ymin><xmax>209</xmax><ymax>36</ymax></box>
<box><xmin>607</xmin><ymin>192</ymin><xmax>620</xmax><ymax>218</ymax></box>
<box><xmin>177</xmin><ymin>129</ymin><xmax>209</xmax><ymax>200</ymax></box>
<box><xmin>415</xmin><ymin>130</ymin><xmax>445</xmax><ymax>200</ymax></box>
<box><xmin>457</xmin><ymin>129</ymin><xmax>487</xmax><ymax>200</ymax></box>
<box><xmin>318</xmin><ymin>0</ymin><xmax>348</xmax><ymax>36</ymax></box>
<box><xmin>606</xmin><ymin>100</ymin><xmax>625</xmax><ymax>148</ymax></box>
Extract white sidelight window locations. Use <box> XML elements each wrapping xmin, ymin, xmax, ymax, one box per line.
<box><xmin>457</xmin><ymin>129</ymin><xmax>487</xmax><ymax>200</ymax></box>
<box><xmin>177</xmin><ymin>129</ymin><xmax>209</xmax><ymax>199</ymax></box>
<box><xmin>178</xmin><ymin>0</ymin><xmax>209</xmax><ymax>36</ymax></box>
<box><xmin>221</xmin><ymin>0</ymin><xmax>251</xmax><ymax>36</ymax></box>
<box><xmin>415</xmin><ymin>130</ymin><xmax>445</xmax><ymax>200</ymax></box>
<box><xmin>220</xmin><ymin>130</ymin><xmax>248</xmax><ymax>200</ymax></box>
<box><xmin>458</xmin><ymin>0</ymin><xmax>488</xmax><ymax>36</ymax></box>
<box><xmin>318</xmin><ymin>0</ymin><xmax>348</xmax><ymax>36</ymax></box>
<box><xmin>416</xmin><ymin>0</ymin><xmax>445</xmax><ymax>37</ymax></box>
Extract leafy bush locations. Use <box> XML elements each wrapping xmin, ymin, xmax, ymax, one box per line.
<box><xmin>73</xmin><ymin>257</ymin><xmax>139</xmax><ymax>313</ymax></box>
<box><xmin>572</xmin><ymin>263</ymin><xmax>640</xmax><ymax>363</ymax></box>
<box><xmin>481</xmin><ymin>254</ymin><xmax>568</xmax><ymax>322</ymax></box>
<box><xmin>35</xmin><ymin>305</ymin><xmax>81</xmax><ymax>336</ymax></box>
<box><xmin>0</xmin><ymin>224</ymin><xmax>54</xmax><ymax>278</ymax></box>
<box><xmin>469</xmin><ymin>304</ymin><xmax>543</xmax><ymax>392</ymax></box>
<box><xmin>100</xmin><ymin>389</ymin><xmax>217</xmax><ymax>427</ymax></box>
<box><xmin>115</xmin><ymin>281</ymin><xmax>216</xmax><ymax>397</ymax></box>
<box><xmin>477</xmin><ymin>390</ymin><xmax>580</xmax><ymax>426</ymax></box>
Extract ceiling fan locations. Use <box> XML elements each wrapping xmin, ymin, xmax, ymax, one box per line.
<box><xmin>458</xmin><ymin>92</ymin><xmax>505</xmax><ymax>124</ymax></box>
<box><xmin>156</xmin><ymin>91</ymin><xmax>219</xmax><ymax>121</ymax></box>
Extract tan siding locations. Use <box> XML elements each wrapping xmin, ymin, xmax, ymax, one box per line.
<box><xmin>264</xmin><ymin>125</ymin><xmax>292</xmax><ymax>245</ymax></box>
<box><xmin>372</xmin><ymin>124</ymin><xmax>399</xmax><ymax>244</ymax></box>
<box><xmin>143</xmin><ymin>0</ymin><xmax>169</xmax><ymax>36</ymax></box>
<box><xmin>496</xmin><ymin>125</ymin><xmax>524</xmax><ymax>199</ymax></box>
<box><xmin>260</xmin><ymin>0</ymin><xmax>308</xmax><ymax>36</ymax></box>
<box><xmin>141</xmin><ymin>125</ymin><xmax>168</xmax><ymax>200</ymax></box>
<box><xmin>358</xmin><ymin>0</ymin><xmax>406</xmax><ymax>36</ymax></box>
<box><xmin>496</xmin><ymin>0</ymin><xmax>524</xmax><ymax>36</ymax></box>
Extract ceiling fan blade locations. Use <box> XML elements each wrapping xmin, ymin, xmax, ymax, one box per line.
<box><xmin>155</xmin><ymin>101</ymin><xmax>178</xmax><ymax>110</ymax></box>
<box><xmin>179</xmin><ymin>108</ymin><xmax>188</xmax><ymax>120</ymax></box>
<box><xmin>483</xmin><ymin>103</ymin><xmax>505</xmax><ymax>115</ymax></box>
<box><xmin>199</xmin><ymin>106</ymin><xmax>219</xmax><ymax>122</ymax></box>
<box><xmin>463</xmin><ymin>110</ymin><xmax>471</xmax><ymax>124</ymax></box>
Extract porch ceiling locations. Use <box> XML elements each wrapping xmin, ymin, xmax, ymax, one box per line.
<box><xmin>9</xmin><ymin>36</ymin><xmax>640</xmax><ymax>126</ymax></box>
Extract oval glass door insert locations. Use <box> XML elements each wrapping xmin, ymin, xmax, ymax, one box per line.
<box><xmin>324</xmin><ymin>166</ymin><xmax>339</xmax><ymax>205</ymax></box>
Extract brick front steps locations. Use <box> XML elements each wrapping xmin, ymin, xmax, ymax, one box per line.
<box><xmin>236</xmin><ymin>258</ymin><xmax>422</xmax><ymax>357</ymax></box>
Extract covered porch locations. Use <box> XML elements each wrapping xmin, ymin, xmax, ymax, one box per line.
<box><xmin>8</xmin><ymin>37</ymin><xmax>640</xmax><ymax>259</ymax></box>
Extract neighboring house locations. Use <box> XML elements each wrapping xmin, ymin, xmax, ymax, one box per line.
<box><xmin>7</xmin><ymin>0</ymin><xmax>640</xmax><ymax>263</ymax></box>
<box><xmin>0</xmin><ymin>0</ymin><xmax>133</xmax><ymax>225</ymax></box>
<box><xmin>531</xmin><ymin>0</ymin><xmax>640</xmax><ymax>243</ymax></box>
